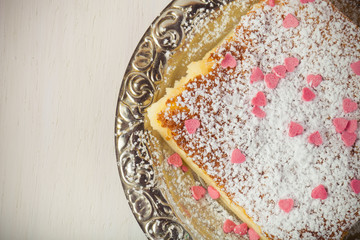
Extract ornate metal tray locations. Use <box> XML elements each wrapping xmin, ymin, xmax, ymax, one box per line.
<box><xmin>115</xmin><ymin>0</ymin><xmax>360</xmax><ymax>239</ymax></box>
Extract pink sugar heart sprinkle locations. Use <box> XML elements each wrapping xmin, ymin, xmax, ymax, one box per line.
<box><xmin>333</xmin><ymin>118</ymin><xmax>349</xmax><ymax>133</ymax></box>
<box><xmin>250</xmin><ymin>67</ymin><xmax>264</xmax><ymax>84</ymax></box>
<box><xmin>278</xmin><ymin>199</ymin><xmax>294</xmax><ymax>213</ymax></box>
<box><xmin>234</xmin><ymin>223</ymin><xmax>248</xmax><ymax>235</ymax></box>
<box><xmin>185</xmin><ymin>119</ymin><xmax>200</xmax><ymax>134</ymax></box>
<box><xmin>252</xmin><ymin>106</ymin><xmax>266</xmax><ymax>118</ymax></box>
<box><xmin>311</xmin><ymin>184</ymin><xmax>328</xmax><ymax>200</ymax></box>
<box><xmin>208</xmin><ymin>186</ymin><xmax>220</xmax><ymax>200</ymax></box>
<box><xmin>341</xmin><ymin>132</ymin><xmax>357</xmax><ymax>147</ymax></box>
<box><xmin>251</xmin><ymin>91</ymin><xmax>267</xmax><ymax>106</ymax></box>
<box><xmin>350</xmin><ymin>179</ymin><xmax>360</xmax><ymax>194</ymax></box>
<box><xmin>300</xmin><ymin>0</ymin><xmax>315</xmax><ymax>3</ymax></box>
<box><xmin>223</xmin><ymin>219</ymin><xmax>236</xmax><ymax>233</ymax></box>
<box><xmin>167</xmin><ymin>153</ymin><xmax>183</xmax><ymax>167</ymax></box>
<box><xmin>268</xmin><ymin>0</ymin><xmax>275</xmax><ymax>7</ymax></box>
<box><xmin>289</xmin><ymin>122</ymin><xmax>304</xmax><ymax>137</ymax></box>
<box><xmin>191</xmin><ymin>186</ymin><xmax>206</xmax><ymax>201</ymax></box>
<box><xmin>350</xmin><ymin>60</ymin><xmax>360</xmax><ymax>75</ymax></box>
<box><xmin>346</xmin><ymin>120</ymin><xmax>358</xmax><ymax>133</ymax></box>
<box><xmin>302</xmin><ymin>87</ymin><xmax>316</xmax><ymax>102</ymax></box>
<box><xmin>231</xmin><ymin>148</ymin><xmax>246</xmax><ymax>164</ymax></box>
<box><xmin>181</xmin><ymin>165</ymin><xmax>189</xmax><ymax>172</ymax></box>
<box><xmin>272</xmin><ymin>65</ymin><xmax>287</xmax><ymax>78</ymax></box>
<box><xmin>343</xmin><ymin>98</ymin><xmax>358</xmax><ymax>113</ymax></box>
<box><xmin>264</xmin><ymin>73</ymin><xmax>280</xmax><ymax>89</ymax></box>
<box><xmin>221</xmin><ymin>53</ymin><xmax>237</xmax><ymax>69</ymax></box>
<box><xmin>306</xmin><ymin>74</ymin><xmax>322</xmax><ymax>88</ymax></box>
<box><xmin>308</xmin><ymin>131</ymin><xmax>323</xmax><ymax>146</ymax></box>
<box><xmin>284</xmin><ymin>57</ymin><xmax>299</xmax><ymax>72</ymax></box>
<box><xmin>248</xmin><ymin>228</ymin><xmax>260</xmax><ymax>240</ymax></box>
<box><xmin>283</xmin><ymin>13</ymin><xmax>299</xmax><ymax>29</ymax></box>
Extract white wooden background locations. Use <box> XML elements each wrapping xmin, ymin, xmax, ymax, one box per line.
<box><xmin>0</xmin><ymin>0</ymin><xmax>169</xmax><ymax>239</ymax></box>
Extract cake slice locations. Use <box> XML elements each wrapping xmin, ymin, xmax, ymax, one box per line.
<box><xmin>148</xmin><ymin>0</ymin><xmax>360</xmax><ymax>239</ymax></box>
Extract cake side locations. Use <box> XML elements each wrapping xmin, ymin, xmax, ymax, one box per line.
<box><xmin>147</xmin><ymin>16</ymin><xmax>269</xmax><ymax>238</ymax></box>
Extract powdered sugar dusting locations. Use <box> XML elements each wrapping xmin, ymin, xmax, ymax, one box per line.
<box><xmin>158</xmin><ymin>0</ymin><xmax>360</xmax><ymax>239</ymax></box>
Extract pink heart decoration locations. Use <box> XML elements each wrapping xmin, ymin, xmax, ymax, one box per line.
<box><xmin>289</xmin><ymin>122</ymin><xmax>304</xmax><ymax>137</ymax></box>
<box><xmin>167</xmin><ymin>153</ymin><xmax>183</xmax><ymax>167</ymax></box>
<box><xmin>341</xmin><ymin>132</ymin><xmax>357</xmax><ymax>147</ymax></box>
<box><xmin>234</xmin><ymin>223</ymin><xmax>248</xmax><ymax>235</ymax></box>
<box><xmin>311</xmin><ymin>184</ymin><xmax>328</xmax><ymax>200</ymax></box>
<box><xmin>185</xmin><ymin>119</ymin><xmax>200</xmax><ymax>134</ymax></box>
<box><xmin>343</xmin><ymin>98</ymin><xmax>358</xmax><ymax>113</ymax></box>
<box><xmin>251</xmin><ymin>91</ymin><xmax>267</xmax><ymax>106</ymax></box>
<box><xmin>350</xmin><ymin>60</ymin><xmax>360</xmax><ymax>75</ymax></box>
<box><xmin>307</xmin><ymin>74</ymin><xmax>322</xmax><ymax>88</ymax></box>
<box><xmin>223</xmin><ymin>219</ymin><xmax>236</xmax><ymax>233</ymax></box>
<box><xmin>268</xmin><ymin>0</ymin><xmax>275</xmax><ymax>7</ymax></box>
<box><xmin>181</xmin><ymin>165</ymin><xmax>188</xmax><ymax>172</ymax></box>
<box><xmin>252</xmin><ymin>106</ymin><xmax>266</xmax><ymax>118</ymax></box>
<box><xmin>278</xmin><ymin>198</ymin><xmax>294</xmax><ymax>213</ymax></box>
<box><xmin>264</xmin><ymin>73</ymin><xmax>280</xmax><ymax>89</ymax></box>
<box><xmin>207</xmin><ymin>186</ymin><xmax>220</xmax><ymax>200</ymax></box>
<box><xmin>248</xmin><ymin>228</ymin><xmax>260</xmax><ymax>240</ymax></box>
<box><xmin>221</xmin><ymin>53</ymin><xmax>237</xmax><ymax>69</ymax></box>
<box><xmin>332</xmin><ymin>118</ymin><xmax>349</xmax><ymax>133</ymax></box>
<box><xmin>300</xmin><ymin>0</ymin><xmax>315</xmax><ymax>3</ymax></box>
<box><xmin>350</xmin><ymin>179</ymin><xmax>360</xmax><ymax>194</ymax></box>
<box><xmin>283</xmin><ymin>14</ymin><xmax>299</xmax><ymax>28</ymax></box>
<box><xmin>302</xmin><ymin>87</ymin><xmax>316</xmax><ymax>102</ymax></box>
<box><xmin>191</xmin><ymin>186</ymin><xmax>206</xmax><ymax>200</ymax></box>
<box><xmin>273</xmin><ymin>65</ymin><xmax>287</xmax><ymax>78</ymax></box>
<box><xmin>346</xmin><ymin>120</ymin><xmax>358</xmax><ymax>133</ymax></box>
<box><xmin>284</xmin><ymin>57</ymin><xmax>299</xmax><ymax>72</ymax></box>
<box><xmin>308</xmin><ymin>131</ymin><xmax>323</xmax><ymax>146</ymax></box>
<box><xmin>231</xmin><ymin>148</ymin><xmax>246</xmax><ymax>164</ymax></box>
<box><xmin>250</xmin><ymin>67</ymin><xmax>264</xmax><ymax>84</ymax></box>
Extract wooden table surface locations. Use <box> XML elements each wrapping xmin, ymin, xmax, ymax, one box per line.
<box><xmin>0</xmin><ymin>0</ymin><xmax>169</xmax><ymax>239</ymax></box>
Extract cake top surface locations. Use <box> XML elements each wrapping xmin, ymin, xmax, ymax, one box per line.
<box><xmin>157</xmin><ymin>0</ymin><xmax>360</xmax><ymax>239</ymax></box>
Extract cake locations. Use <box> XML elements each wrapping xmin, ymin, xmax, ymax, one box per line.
<box><xmin>147</xmin><ymin>0</ymin><xmax>360</xmax><ymax>239</ymax></box>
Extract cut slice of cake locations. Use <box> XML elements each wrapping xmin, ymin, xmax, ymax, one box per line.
<box><xmin>148</xmin><ymin>0</ymin><xmax>360</xmax><ymax>239</ymax></box>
